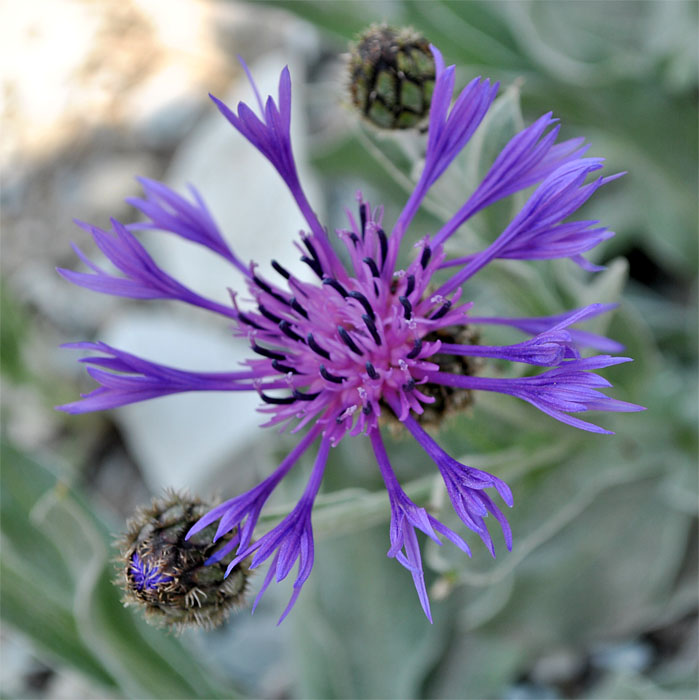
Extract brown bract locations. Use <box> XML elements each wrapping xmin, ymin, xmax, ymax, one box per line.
<box><xmin>417</xmin><ymin>326</ymin><xmax>483</xmax><ymax>428</ymax></box>
<box><xmin>116</xmin><ymin>490</ymin><xmax>250</xmax><ymax>632</ymax></box>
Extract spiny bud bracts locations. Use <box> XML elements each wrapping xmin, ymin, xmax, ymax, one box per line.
<box><xmin>117</xmin><ymin>491</ymin><xmax>249</xmax><ymax>631</ymax></box>
<box><xmin>349</xmin><ymin>24</ymin><xmax>435</xmax><ymax>130</ymax></box>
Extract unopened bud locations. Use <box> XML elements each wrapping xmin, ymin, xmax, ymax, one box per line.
<box><xmin>349</xmin><ymin>24</ymin><xmax>435</xmax><ymax>130</ymax></box>
<box><xmin>117</xmin><ymin>491</ymin><xmax>249</xmax><ymax>631</ymax></box>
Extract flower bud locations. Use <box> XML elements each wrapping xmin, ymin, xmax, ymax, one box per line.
<box><xmin>117</xmin><ymin>491</ymin><xmax>249</xmax><ymax>631</ymax></box>
<box><xmin>348</xmin><ymin>24</ymin><xmax>435</xmax><ymax>130</ymax></box>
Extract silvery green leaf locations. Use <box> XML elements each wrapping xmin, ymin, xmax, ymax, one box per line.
<box><xmin>477</xmin><ymin>259</ymin><xmax>570</xmax><ymax>318</ymax></box>
<box><xmin>291</xmin><ymin>525</ymin><xmax>457</xmax><ymax>699</ymax></box>
<box><xmin>1</xmin><ymin>555</ymin><xmax>118</xmax><ymax>691</ymax></box>
<box><xmin>460</xmin><ymin>440</ymin><xmax>689</xmax><ymax>648</ymax></box>
<box><xmin>423</xmin><ymin>632</ymin><xmax>526</xmax><ymax>699</ymax></box>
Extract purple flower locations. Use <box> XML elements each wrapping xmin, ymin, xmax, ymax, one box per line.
<box><xmin>58</xmin><ymin>49</ymin><xmax>644</xmax><ymax>622</ymax></box>
<box><xmin>129</xmin><ymin>551</ymin><xmax>173</xmax><ymax>591</ymax></box>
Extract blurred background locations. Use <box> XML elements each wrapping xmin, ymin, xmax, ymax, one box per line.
<box><xmin>1</xmin><ymin>1</ymin><xmax>697</xmax><ymax>698</ymax></box>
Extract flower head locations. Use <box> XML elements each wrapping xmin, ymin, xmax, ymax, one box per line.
<box><xmin>60</xmin><ymin>47</ymin><xmax>643</xmax><ymax>622</ymax></box>
<box><xmin>118</xmin><ymin>491</ymin><xmax>250</xmax><ymax>630</ymax></box>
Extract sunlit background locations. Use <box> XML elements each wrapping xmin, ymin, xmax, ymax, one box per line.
<box><xmin>1</xmin><ymin>1</ymin><xmax>697</xmax><ymax>698</ymax></box>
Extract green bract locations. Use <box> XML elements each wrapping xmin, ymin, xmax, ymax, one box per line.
<box><xmin>349</xmin><ymin>24</ymin><xmax>435</xmax><ymax>130</ymax></box>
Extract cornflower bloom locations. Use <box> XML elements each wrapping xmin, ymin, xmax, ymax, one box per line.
<box><xmin>58</xmin><ymin>47</ymin><xmax>643</xmax><ymax>623</ymax></box>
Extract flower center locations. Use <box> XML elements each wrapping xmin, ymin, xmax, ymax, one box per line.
<box><xmin>238</xmin><ymin>203</ymin><xmax>466</xmax><ymax>443</ymax></box>
<box><xmin>129</xmin><ymin>550</ymin><xmax>173</xmax><ymax>593</ymax></box>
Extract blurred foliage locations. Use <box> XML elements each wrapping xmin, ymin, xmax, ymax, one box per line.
<box><xmin>0</xmin><ymin>283</ymin><xmax>30</xmax><ymax>383</ymax></box>
<box><xmin>1</xmin><ymin>0</ymin><xmax>697</xmax><ymax>698</ymax></box>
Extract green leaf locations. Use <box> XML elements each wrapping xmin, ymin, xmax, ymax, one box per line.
<box><xmin>463</xmin><ymin>440</ymin><xmax>692</xmax><ymax>652</ymax></box>
<box><xmin>424</xmin><ymin>633</ymin><xmax>525</xmax><ymax>699</ymax></box>
<box><xmin>0</xmin><ymin>282</ymin><xmax>30</xmax><ymax>382</ymax></box>
<box><xmin>257</xmin><ymin>0</ymin><xmax>378</xmax><ymax>41</ymax></box>
<box><xmin>1</xmin><ymin>555</ymin><xmax>119</xmax><ymax>689</ymax></box>
<box><xmin>404</xmin><ymin>0</ymin><xmax>527</xmax><ymax>70</ymax></box>
<box><xmin>292</xmin><ymin>524</ymin><xmax>458</xmax><ymax>699</ymax></box>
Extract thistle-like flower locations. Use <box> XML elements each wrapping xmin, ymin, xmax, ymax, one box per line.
<box><xmin>59</xmin><ymin>45</ymin><xmax>643</xmax><ymax>623</ymax></box>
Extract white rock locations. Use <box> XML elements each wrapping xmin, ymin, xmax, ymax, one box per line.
<box><xmin>124</xmin><ymin>65</ymin><xmax>206</xmax><ymax>150</ymax></box>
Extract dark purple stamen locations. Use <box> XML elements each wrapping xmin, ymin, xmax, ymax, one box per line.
<box><xmin>403</xmin><ymin>379</ymin><xmax>416</xmax><ymax>392</ymax></box>
<box><xmin>399</xmin><ymin>296</ymin><xmax>412</xmax><ymax>320</ymax></box>
<box><xmin>290</xmin><ymin>297</ymin><xmax>308</xmax><ymax>319</ymax></box>
<box><xmin>349</xmin><ymin>232</ymin><xmax>360</xmax><ymax>247</ymax></box>
<box><xmin>363</xmin><ymin>257</ymin><xmax>380</xmax><ymax>278</ymax></box>
<box><xmin>260</xmin><ymin>391</ymin><xmax>296</xmax><ymax>405</ymax></box>
<box><xmin>301</xmin><ymin>255</ymin><xmax>323</xmax><ymax>278</ymax></box>
<box><xmin>238</xmin><ymin>313</ymin><xmax>264</xmax><ymax>330</ymax></box>
<box><xmin>320</xmin><ymin>364</ymin><xmax>345</xmax><ymax>384</ymax></box>
<box><xmin>303</xmin><ymin>237</ymin><xmax>326</xmax><ymax>276</ymax></box>
<box><xmin>405</xmin><ymin>274</ymin><xmax>415</xmax><ymax>297</ymax></box>
<box><xmin>259</xmin><ymin>305</ymin><xmax>283</xmax><ymax>325</ymax></box>
<box><xmin>431</xmin><ymin>300</ymin><xmax>452</xmax><ymax>320</ymax></box>
<box><xmin>360</xmin><ymin>203</ymin><xmax>367</xmax><ymax>237</ymax></box>
<box><xmin>362</xmin><ymin>403</ymin><xmax>373</xmax><ymax>415</ymax></box>
<box><xmin>338</xmin><ymin>326</ymin><xmax>363</xmax><ymax>355</ymax></box>
<box><xmin>252</xmin><ymin>342</ymin><xmax>286</xmax><ymax>361</ymax></box>
<box><xmin>253</xmin><ymin>275</ymin><xmax>274</xmax><ymax>294</ymax></box>
<box><xmin>301</xmin><ymin>238</ymin><xmax>323</xmax><ymax>277</ymax></box>
<box><xmin>377</xmin><ymin>228</ymin><xmax>388</xmax><ymax>268</ymax></box>
<box><xmin>279</xmin><ymin>320</ymin><xmax>304</xmax><ymax>343</ymax></box>
<box><xmin>272</xmin><ymin>359</ymin><xmax>298</xmax><ymax>374</ymax></box>
<box><xmin>322</xmin><ymin>278</ymin><xmax>348</xmax><ymax>298</ymax></box>
<box><xmin>307</xmin><ymin>333</ymin><xmax>330</xmax><ymax>359</ymax></box>
<box><xmin>420</xmin><ymin>246</ymin><xmax>432</xmax><ymax>269</ymax></box>
<box><xmin>303</xmin><ymin>237</ymin><xmax>320</xmax><ymax>261</ymax></box>
<box><xmin>293</xmin><ymin>389</ymin><xmax>320</xmax><ymax>401</ymax></box>
<box><xmin>271</xmin><ymin>259</ymin><xmax>290</xmax><ymax>279</ymax></box>
<box><xmin>348</xmin><ymin>291</ymin><xmax>375</xmax><ymax>320</ymax></box>
<box><xmin>269</xmin><ymin>289</ymin><xmax>291</xmax><ymax>306</ymax></box>
<box><xmin>362</xmin><ymin>314</ymin><xmax>382</xmax><ymax>345</ymax></box>
<box><xmin>406</xmin><ymin>338</ymin><xmax>422</xmax><ymax>359</ymax></box>
<box><xmin>254</xmin><ymin>277</ymin><xmax>290</xmax><ymax>306</ymax></box>
<box><xmin>365</xmin><ymin>362</ymin><xmax>379</xmax><ymax>379</ymax></box>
